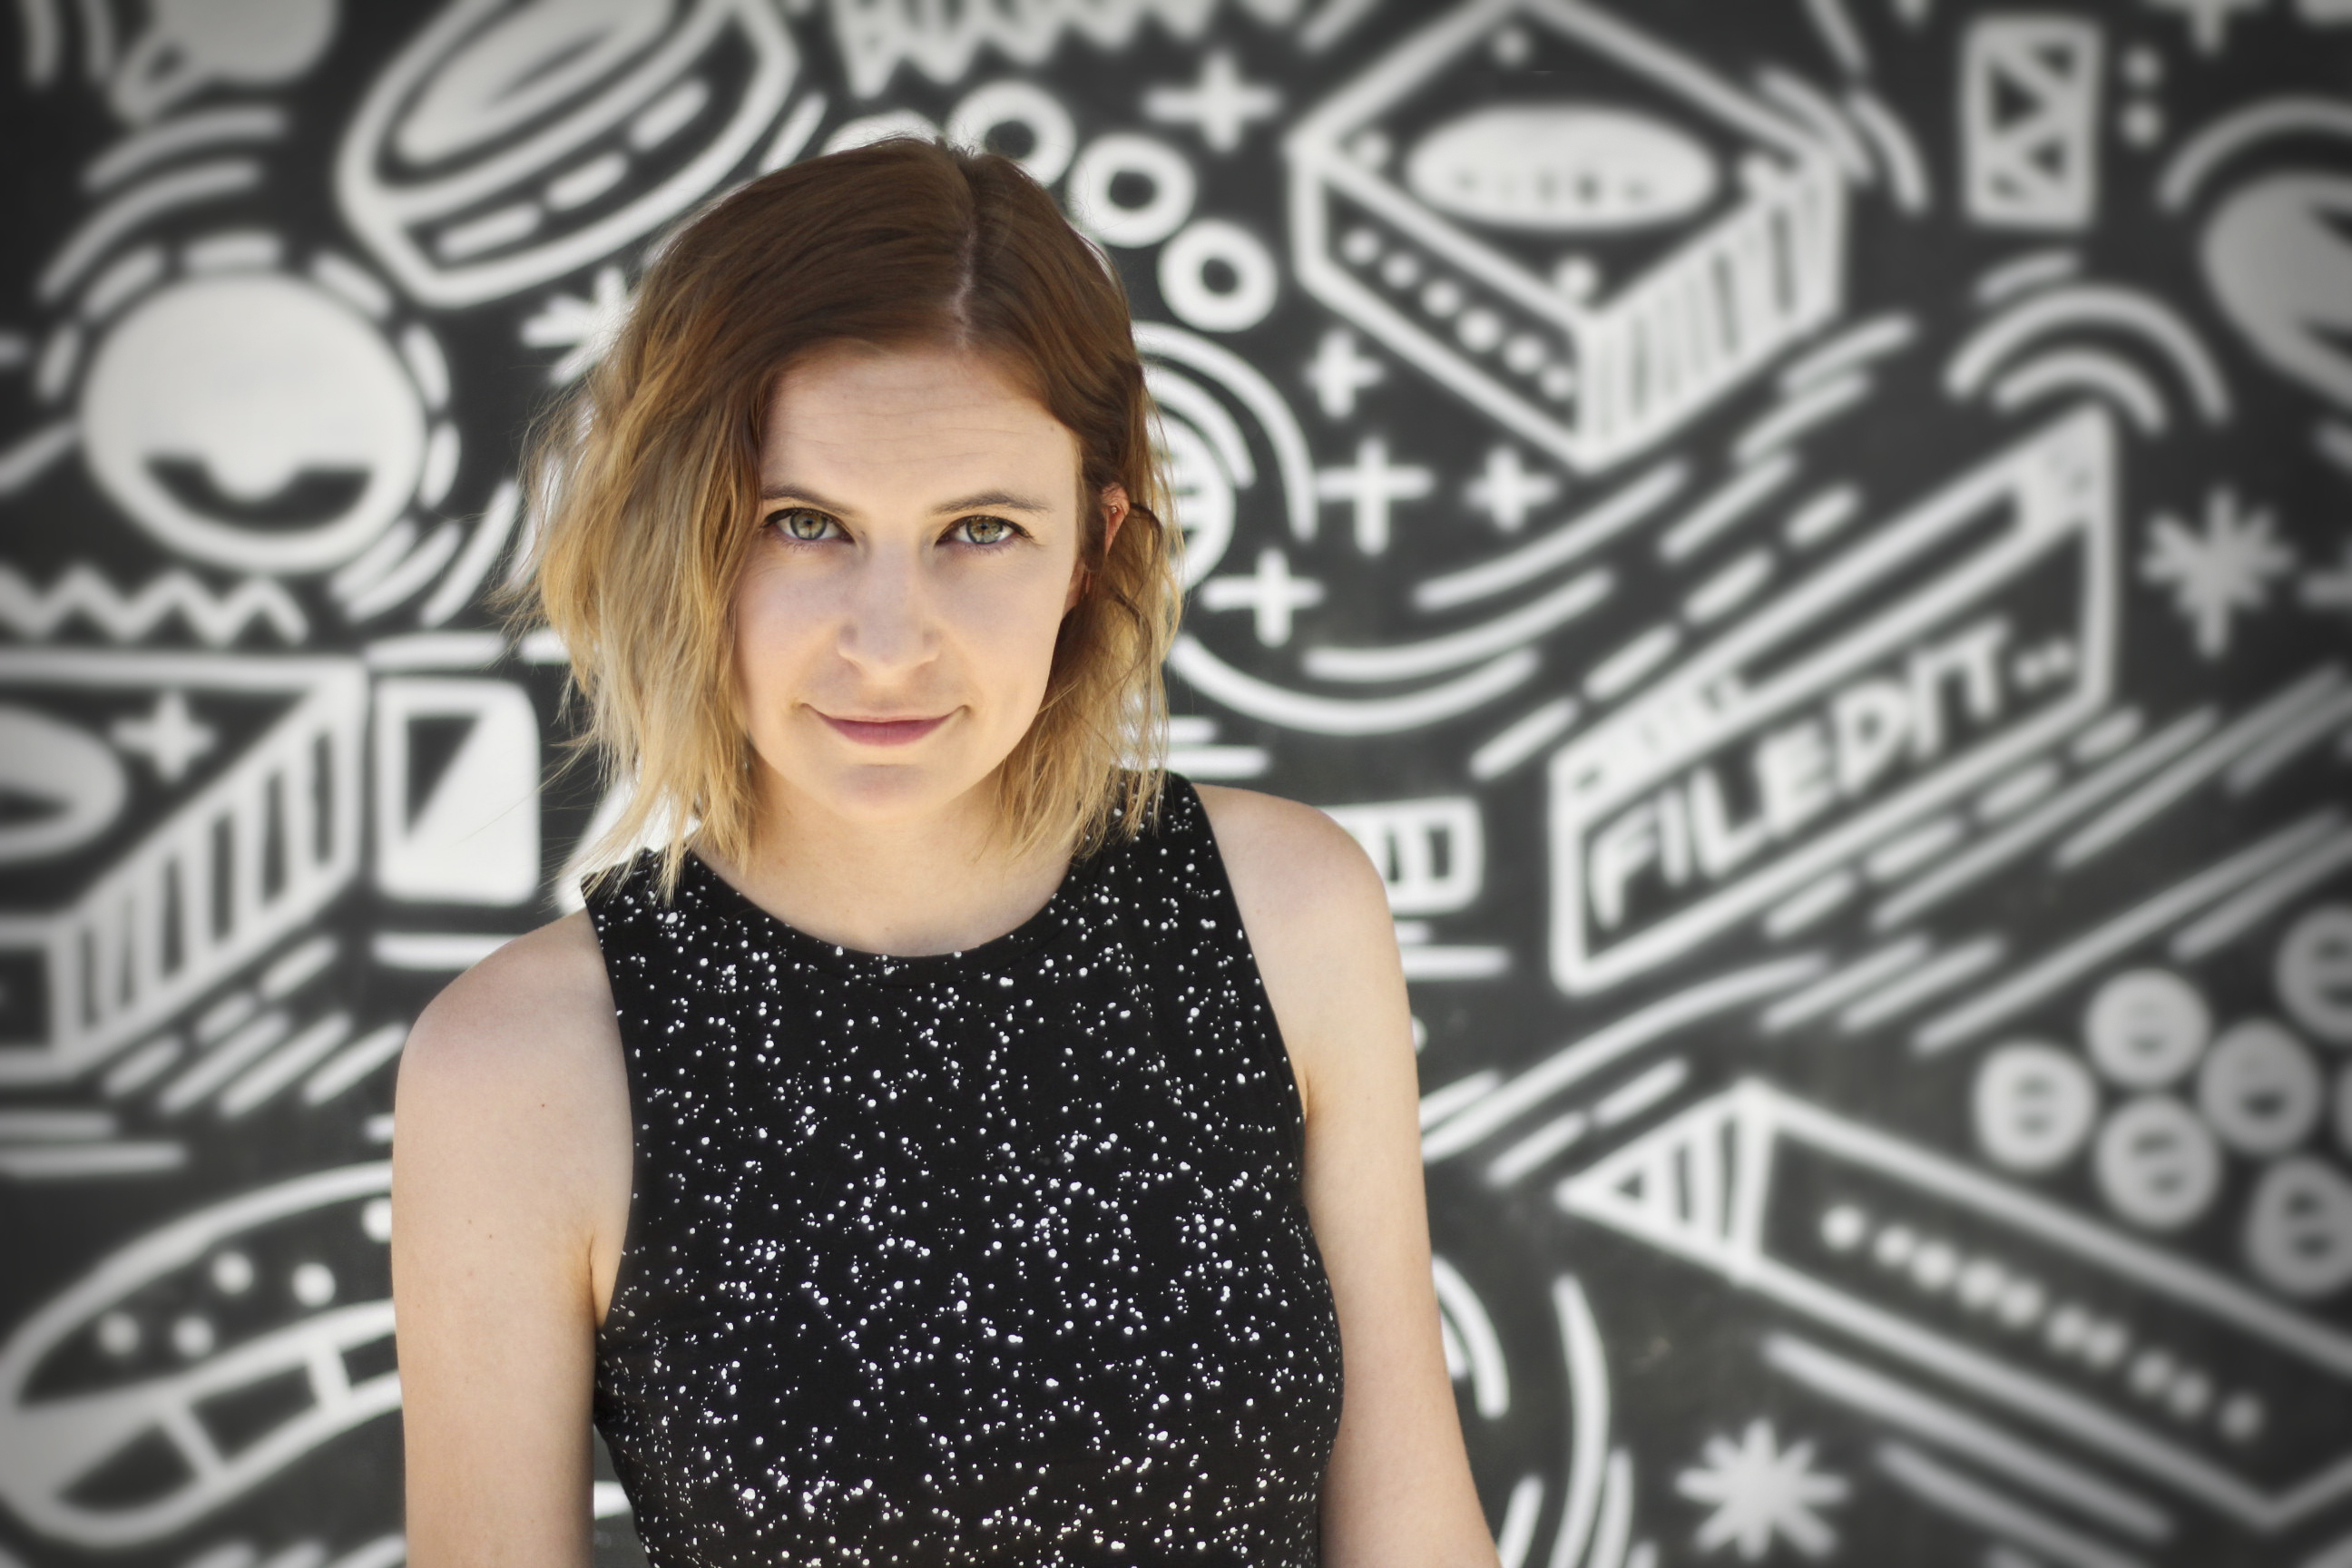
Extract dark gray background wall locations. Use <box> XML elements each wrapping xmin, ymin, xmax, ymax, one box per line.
<box><xmin>3</xmin><ymin>1</ymin><xmax>2349</xmax><ymax>1563</ymax></box>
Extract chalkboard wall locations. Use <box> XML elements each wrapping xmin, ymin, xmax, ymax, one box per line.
<box><xmin>4</xmin><ymin>2</ymin><xmax>2350</xmax><ymax>1563</ymax></box>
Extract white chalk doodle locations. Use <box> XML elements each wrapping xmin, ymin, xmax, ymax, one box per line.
<box><xmin>1960</xmin><ymin>15</ymin><xmax>2103</xmax><ymax>231</ymax></box>
<box><xmin>336</xmin><ymin>0</ymin><xmax>798</xmax><ymax>309</ymax></box>
<box><xmin>1673</xmin><ymin>1417</ymin><xmax>1849</xmax><ymax>1561</ymax></box>
<box><xmin>2140</xmin><ymin>488</ymin><xmax>2296</xmax><ymax>660</ymax></box>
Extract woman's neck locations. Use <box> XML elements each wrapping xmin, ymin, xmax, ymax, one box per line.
<box><xmin>703</xmin><ymin>781</ymin><xmax>1072</xmax><ymax>958</ymax></box>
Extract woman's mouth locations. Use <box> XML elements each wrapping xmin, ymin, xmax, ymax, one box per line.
<box><xmin>819</xmin><ymin>712</ymin><xmax>949</xmax><ymax>746</ymax></box>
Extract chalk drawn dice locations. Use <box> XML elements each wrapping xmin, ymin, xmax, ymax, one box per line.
<box><xmin>1974</xmin><ymin>1040</ymin><xmax>2099</xmax><ymax>1172</ymax></box>
<box><xmin>2278</xmin><ymin>905</ymin><xmax>2352</xmax><ymax>1046</ymax></box>
<box><xmin>2085</xmin><ymin>968</ymin><xmax>2211</xmax><ymax>1089</ymax></box>
<box><xmin>2196</xmin><ymin>1020</ymin><xmax>2324</xmax><ymax>1158</ymax></box>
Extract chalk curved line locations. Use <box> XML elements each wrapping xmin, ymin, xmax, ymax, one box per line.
<box><xmin>1167</xmin><ymin>635</ymin><xmax>1535</xmax><ymax>736</ymax></box>
<box><xmin>1992</xmin><ymin>349</ymin><xmax>2170</xmax><ymax>436</ymax></box>
<box><xmin>1305</xmin><ymin>569</ymin><xmax>1612</xmax><ymax>682</ymax></box>
<box><xmin>1757</xmin><ymin>67</ymin><xmax>1871</xmax><ymax>182</ymax></box>
<box><xmin>1546</xmin><ymin>1277</ymin><xmax>1611</xmax><ymax>1568</ymax></box>
<box><xmin>83</xmin><ymin>106</ymin><xmax>287</xmax><ymax>192</ymax></box>
<box><xmin>19</xmin><ymin>0</ymin><xmax>62</xmax><ymax>87</ymax></box>
<box><xmin>38</xmin><ymin>160</ymin><xmax>261</xmax><ymax>301</ymax></box>
<box><xmin>1431</xmin><ymin>1257</ymin><xmax>1510</xmax><ymax>1419</ymax></box>
<box><xmin>1417</xmin><ymin>462</ymin><xmax>1687</xmax><ymax>612</ymax></box>
<box><xmin>1495</xmin><ymin>1476</ymin><xmax>1546</xmax><ymax>1568</ymax></box>
<box><xmin>2160</xmin><ymin>95</ymin><xmax>2352</xmax><ymax>211</ymax></box>
<box><xmin>1144</xmin><ymin>366</ymin><xmax>1255</xmax><ymax>488</ymax></box>
<box><xmin>1586</xmin><ymin>1449</ymin><xmax>1635</xmax><ymax>1568</ymax></box>
<box><xmin>1846</xmin><ymin>88</ymin><xmax>1930</xmax><ymax>213</ymax></box>
<box><xmin>1945</xmin><ymin>286</ymin><xmax>2231</xmax><ymax>425</ymax></box>
<box><xmin>1423</xmin><ymin>957</ymin><xmax>1822</xmax><ymax>1161</ymax></box>
<box><xmin>1135</xmin><ymin>322</ymin><xmax>1317</xmax><ymax>542</ymax></box>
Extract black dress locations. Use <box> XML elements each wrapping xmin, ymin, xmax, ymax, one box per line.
<box><xmin>585</xmin><ymin>776</ymin><xmax>1344</xmax><ymax>1566</ymax></box>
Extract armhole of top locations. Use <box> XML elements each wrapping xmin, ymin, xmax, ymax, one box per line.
<box><xmin>1171</xmin><ymin>777</ymin><xmax>1315</xmax><ymax>1156</ymax></box>
<box><xmin>581</xmin><ymin>863</ymin><xmax>652</xmax><ymax>1346</ymax></box>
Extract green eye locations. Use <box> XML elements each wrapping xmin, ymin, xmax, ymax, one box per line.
<box><xmin>956</xmin><ymin>516</ymin><xmax>1016</xmax><ymax>546</ymax></box>
<box><xmin>770</xmin><ymin>508</ymin><xmax>837</xmax><ymax>542</ymax></box>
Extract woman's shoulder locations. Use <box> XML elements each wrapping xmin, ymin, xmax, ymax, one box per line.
<box><xmin>398</xmin><ymin>912</ymin><xmax>622</xmax><ymax>1107</ymax></box>
<box><xmin>1185</xmin><ymin>782</ymin><xmax>1391</xmax><ymax>944</ymax></box>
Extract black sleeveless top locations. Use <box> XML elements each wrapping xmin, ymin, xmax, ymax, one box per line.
<box><xmin>585</xmin><ymin>777</ymin><xmax>1343</xmax><ymax>1566</ymax></box>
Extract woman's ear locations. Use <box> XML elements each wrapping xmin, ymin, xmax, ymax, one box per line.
<box><xmin>1099</xmin><ymin>485</ymin><xmax>1129</xmax><ymax>561</ymax></box>
<box><xmin>1068</xmin><ymin>485</ymin><xmax>1129</xmax><ymax>614</ymax></box>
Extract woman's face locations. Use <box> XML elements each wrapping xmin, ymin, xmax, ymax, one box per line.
<box><xmin>733</xmin><ymin>340</ymin><xmax>1109</xmax><ymax>832</ymax></box>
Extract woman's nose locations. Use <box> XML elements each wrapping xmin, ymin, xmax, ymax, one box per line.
<box><xmin>836</xmin><ymin>548</ymin><xmax>937</xmax><ymax>673</ymax></box>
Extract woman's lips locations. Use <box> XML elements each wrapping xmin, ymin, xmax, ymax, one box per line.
<box><xmin>819</xmin><ymin>712</ymin><xmax>949</xmax><ymax>746</ymax></box>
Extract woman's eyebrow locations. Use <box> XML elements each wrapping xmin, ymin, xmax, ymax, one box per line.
<box><xmin>930</xmin><ymin>490</ymin><xmax>1054</xmax><ymax>515</ymax></box>
<box><xmin>754</xmin><ymin>484</ymin><xmax>1054</xmax><ymax>516</ymax></box>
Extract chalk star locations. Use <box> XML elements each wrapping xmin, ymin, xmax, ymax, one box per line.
<box><xmin>1465</xmin><ymin>445</ymin><xmax>1561</xmax><ymax>533</ymax></box>
<box><xmin>1316</xmin><ymin>436</ymin><xmax>1433</xmax><ymax>554</ymax></box>
<box><xmin>2304</xmin><ymin>536</ymin><xmax>2352</xmax><ymax>613</ymax></box>
<box><xmin>1304</xmin><ymin>328</ymin><xmax>1384</xmax><ymax>419</ymax></box>
<box><xmin>2143</xmin><ymin>0</ymin><xmax>2265</xmax><ymax>54</ymax></box>
<box><xmin>2141</xmin><ymin>487</ymin><xmax>2296</xmax><ymax>658</ymax></box>
<box><xmin>521</xmin><ymin>265</ymin><xmax>631</xmax><ymax>384</ymax></box>
<box><xmin>111</xmin><ymin>691</ymin><xmax>216</xmax><ymax>783</ymax></box>
<box><xmin>1143</xmin><ymin>49</ymin><xmax>1282</xmax><ymax>153</ymax></box>
<box><xmin>1199</xmin><ymin>548</ymin><xmax>1325</xmax><ymax>645</ymax></box>
<box><xmin>1676</xmin><ymin>1418</ymin><xmax>1849</xmax><ymax>1562</ymax></box>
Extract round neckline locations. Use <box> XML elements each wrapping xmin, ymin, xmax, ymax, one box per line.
<box><xmin>678</xmin><ymin>842</ymin><xmax>1101</xmax><ymax>986</ymax></box>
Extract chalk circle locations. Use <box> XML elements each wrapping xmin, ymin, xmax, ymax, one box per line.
<box><xmin>2244</xmin><ymin>1156</ymin><xmax>2352</xmax><ymax>1298</ymax></box>
<box><xmin>2084</xmin><ymin>968</ymin><xmax>2211</xmax><ymax>1089</ymax></box>
<box><xmin>822</xmin><ymin>109</ymin><xmax>942</xmax><ymax>156</ymax></box>
<box><xmin>2278</xmin><ymin>905</ymin><xmax>2352</xmax><ymax>1046</ymax></box>
<box><xmin>1158</xmin><ymin>220</ymin><xmax>1278</xmax><ymax>334</ymax></box>
<box><xmin>0</xmin><ymin>707</ymin><xmax>128</xmax><ymax>864</ymax></box>
<box><xmin>81</xmin><ymin>271</ymin><xmax>425</xmax><ymax>573</ymax></box>
<box><xmin>2196</xmin><ymin>1019</ymin><xmax>2323</xmax><ymax>1157</ymax></box>
<box><xmin>2094</xmin><ymin>1095</ymin><xmax>2221</xmax><ymax>1230</ymax></box>
<box><xmin>1974</xmin><ymin>1041</ymin><xmax>2099</xmax><ymax>1172</ymax></box>
<box><xmin>946</xmin><ymin>80</ymin><xmax>1074</xmax><ymax>186</ymax></box>
<box><xmin>1066</xmin><ymin>132</ymin><xmax>1196</xmax><ymax>248</ymax></box>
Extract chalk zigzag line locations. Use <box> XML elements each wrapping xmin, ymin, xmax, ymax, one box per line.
<box><xmin>0</xmin><ymin>565</ymin><xmax>308</xmax><ymax>646</ymax></box>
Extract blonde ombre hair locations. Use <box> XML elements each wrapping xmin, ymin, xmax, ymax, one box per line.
<box><xmin>524</xmin><ymin>139</ymin><xmax>1182</xmax><ymax>897</ymax></box>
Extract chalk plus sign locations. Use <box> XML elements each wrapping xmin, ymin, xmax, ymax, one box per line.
<box><xmin>1200</xmin><ymin>548</ymin><xmax>1326</xmax><ymax>646</ymax></box>
<box><xmin>2143</xmin><ymin>0</ymin><xmax>2264</xmax><ymax>53</ymax></box>
<box><xmin>1303</xmin><ymin>328</ymin><xmax>1384</xmax><ymax>419</ymax></box>
<box><xmin>1465</xmin><ymin>446</ymin><xmax>1561</xmax><ymax>533</ymax></box>
<box><xmin>1317</xmin><ymin>436</ymin><xmax>1433</xmax><ymax>555</ymax></box>
<box><xmin>1143</xmin><ymin>49</ymin><xmax>1282</xmax><ymax>153</ymax></box>
<box><xmin>110</xmin><ymin>691</ymin><xmax>216</xmax><ymax>783</ymax></box>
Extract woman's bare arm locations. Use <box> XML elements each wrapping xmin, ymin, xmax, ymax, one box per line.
<box><xmin>391</xmin><ymin>913</ymin><xmax>634</xmax><ymax>1567</ymax></box>
<box><xmin>1195</xmin><ymin>786</ymin><xmax>1500</xmax><ymax>1568</ymax></box>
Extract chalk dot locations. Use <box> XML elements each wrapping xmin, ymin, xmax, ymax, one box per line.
<box><xmin>362</xmin><ymin>1197</ymin><xmax>393</xmax><ymax>1242</ymax></box>
<box><xmin>1909</xmin><ymin>1240</ymin><xmax>1959</xmax><ymax>1292</ymax></box>
<box><xmin>291</xmin><ymin>1261</ymin><xmax>337</xmax><ymax>1308</ymax></box>
<box><xmin>1873</xmin><ymin>1224</ymin><xmax>1917</xmax><ymax>1269</ymax></box>
<box><xmin>210</xmin><ymin>1250</ymin><xmax>254</xmax><ymax>1295</ymax></box>
<box><xmin>1339</xmin><ymin>228</ymin><xmax>1381</xmax><ymax>266</ymax></box>
<box><xmin>1819</xmin><ymin>1204</ymin><xmax>1867</xmax><ymax>1252</ymax></box>
<box><xmin>171</xmin><ymin>1315</ymin><xmax>215</xmax><ymax>1358</ymax></box>
<box><xmin>96</xmin><ymin>1311</ymin><xmax>140</xmax><ymax>1357</ymax></box>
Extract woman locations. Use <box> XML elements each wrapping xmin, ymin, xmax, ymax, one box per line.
<box><xmin>393</xmin><ymin>137</ymin><xmax>1497</xmax><ymax>1566</ymax></box>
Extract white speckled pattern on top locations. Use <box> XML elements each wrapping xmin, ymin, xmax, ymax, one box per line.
<box><xmin>585</xmin><ymin>775</ymin><xmax>1342</xmax><ymax>1565</ymax></box>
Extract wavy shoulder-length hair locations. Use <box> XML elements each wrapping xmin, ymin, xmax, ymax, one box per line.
<box><xmin>524</xmin><ymin>138</ymin><xmax>1182</xmax><ymax>896</ymax></box>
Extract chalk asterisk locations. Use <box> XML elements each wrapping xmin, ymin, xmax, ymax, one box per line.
<box><xmin>2141</xmin><ymin>488</ymin><xmax>2296</xmax><ymax>658</ymax></box>
<box><xmin>1675</xmin><ymin>1418</ymin><xmax>1849</xmax><ymax>1561</ymax></box>
<box><xmin>521</xmin><ymin>265</ymin><xmax>632</xmax><ymax>384</ymax></box>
